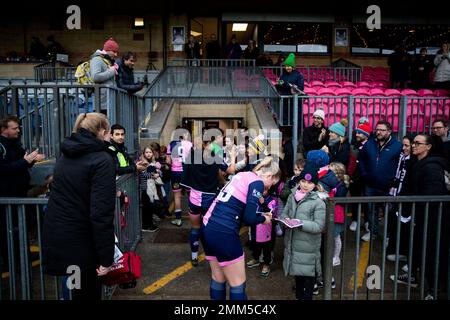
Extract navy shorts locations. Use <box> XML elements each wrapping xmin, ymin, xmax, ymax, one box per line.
<box><xmin>201</xmin><ymin>225</ymin><xmax>244</xmax><ymax>267</ymax></box>
<box><xmin>188</xmin><ymin>193</ymin><xmax>215</xmax><ymax>216</ymax></box>
<box><xmin>171</xmin><ymin>171</ymin><xmax>182</xmax><ymax>192</ymax></box>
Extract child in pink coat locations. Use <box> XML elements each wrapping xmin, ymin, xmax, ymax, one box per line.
<box><xmin>246</xmin><ymin>194</ymin><xmax>278</xmax><ymax>277</ymax></box>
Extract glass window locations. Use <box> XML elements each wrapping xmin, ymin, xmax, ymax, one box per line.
<box><xmin>351</xmin><ymin>24</ymin><xmax>450</xmax><ymax>56</ymax></box>
<box><xmin>261</xmin><ymin>23</ymin><xmax>331</xmax><ymax>54</ymax></box>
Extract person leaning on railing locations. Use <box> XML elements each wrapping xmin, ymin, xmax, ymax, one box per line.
<box><xmin>42</xmin><ymin>113</ymin><xmax>116</xmax><ymax>300</ymax></box>
<box><xmin>116</xmin><ymin>52</ymin><xmax>144</xmax><ymax>94</ymax></box>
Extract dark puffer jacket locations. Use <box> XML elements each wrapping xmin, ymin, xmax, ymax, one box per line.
<box><xmin>42</xmin><ymin>128</ymin><xmax>116</xmax><ymax>275</ymax></box>
<box><xmin>0</xmin><ymin>135</ymin><xmax>33</xmax><ymax>197</ymax></box>
<box><xmin>116</xmin><ymin>59</ymin><xmax>143</xmax><ymax>93</ymax></box>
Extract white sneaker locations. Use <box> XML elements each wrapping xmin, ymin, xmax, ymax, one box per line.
<box><xmin>171</xmin><ymin>219</ymin><xmax>182</xmax><ymax>227</ymax></box>
<box><xmin>333</xmin><ymin>257</ymin><xmax>341</xmax><ymax>266</ymax></box>
<box><xmin>361</xmin><ymin>232</ymin><xmax>371</xmax><ymax>242</ymax></box>
<box><xmin>402</xmin><ymin>264</ymin><xmax>409</xmax><ymax>273</ymax></box>
<box><xmin>349</xmin><ymin>221</ymin><xmax>358</xmax><ymax>231</ymax></box>
<box><xmin>425</xmin><ymin>293</ymin><xmax>435</xmax><ymax>300</ymax></box>
<box><xmin>387</xmin><ymin>254</ymin><xmax>407</xmax><ymax>262</ymax></box>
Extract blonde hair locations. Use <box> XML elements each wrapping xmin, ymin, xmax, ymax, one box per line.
<box><xmin>73</xmin><ymin>113</ymin><xmax>110</xmax><ymax>139</ymax></box>
<box><xmin>253</xmin><ymin>156</ymin><xmax>281</xmax><ymax>179</ymax></box>
<box><xmin>329</xmin><ymin>162</ymin><xmax>350</xmax><ymax>187</ymax></box>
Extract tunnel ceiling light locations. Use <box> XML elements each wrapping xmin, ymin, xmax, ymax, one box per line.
<box><xmin>134</xmin><ymin>17</ymin><xmax>144</xmax><ymax>27</ymax></box>
<box><xmin>232</xmin><ymin>23</ymin><xmax>248</xmax><ymax>32</ymax></box>
<box><xmin>190</xmin><ymin>31</ymin><xmax>202</xmax><ymax>37</ymax></box>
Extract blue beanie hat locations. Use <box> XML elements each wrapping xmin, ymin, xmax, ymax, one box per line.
<box><xmin>306</xmin><ymin>150</ymin><xmax>330</xmax><ymax>168</ymax></box>
<box><xmin>329</xmin><ymin>119</ymin><xmax>348</xmax><ymax>137</ymax></box>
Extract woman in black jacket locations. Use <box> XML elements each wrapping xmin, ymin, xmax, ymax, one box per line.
<box><xmin>391</xmin><ymin>134</ymin><xmax>450</xmax><ymax>299</ymax></box>
<box><xmin>42</xmin><ymin>112</ymin><xmax>116</xmax><ymax>300</ymax></box>
<box><xmin>386</xmin><ymin>136</ymin><xmax>413</xmax><ymax>261</ymax></box>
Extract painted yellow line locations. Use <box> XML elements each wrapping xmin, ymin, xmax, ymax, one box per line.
<box><xmin>30</xmin><ymin>246</ymin><xmax>40</xmax><ymax>253</ymax></box>
<box><xmin>348</xmin><ymin>241</ymin><xmax>370</xmax><ymax>289</ymax></box>
<box><xmin>143</xmin><ymin>254</ymin><xmax>206</xmax><ymax>295</ymax></box>
<box><xmin>2</xmin><ymin>260</ymin><xmax>40</xmax><ymax>279</ymax></box>
<box><xmin>143</xmin><ymin>226</ymin><xmax>249</xmax><ymax>295</ymax></box>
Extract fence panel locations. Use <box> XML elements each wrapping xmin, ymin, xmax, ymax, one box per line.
<box><xmin>0</xmin><ymin>174</ymin><xmax>141</xmax><ymax>300</ymax></box>
<box><xmin>323</xmin><ymin>196</ymin><xmax>450</xmax><ymax>301</ymax></box>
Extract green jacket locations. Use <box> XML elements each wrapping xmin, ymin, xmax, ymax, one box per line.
<box><xmin>281</xmin><ymin>189</ymin><xmax>326</xmax><ymax>277</ymax></box>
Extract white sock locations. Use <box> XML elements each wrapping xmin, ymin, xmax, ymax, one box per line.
<box><xmin>192</xmin><ymin>252</ymin><xmax>198</xmax><ymax>260</ymax></box>
<box><xmin>334</xmin><ymin>235</ymin><xmax>342</xmax><ymax>260</ymax></box>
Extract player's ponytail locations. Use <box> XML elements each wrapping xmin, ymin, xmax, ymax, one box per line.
<box><xmin>253</xmin><ymin>156</ymin><xmax>281</xmax><ymax>179</ymax></box>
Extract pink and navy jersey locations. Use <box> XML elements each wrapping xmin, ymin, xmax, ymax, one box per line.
<box><xmin>167</xmin><ymin>140</ymin><xmax>193</xmax><ymax>172</ymax></box>
<box><xmin>203</xmin><ymin>171</ymin><xmax>266</xmax><ymax>234</ymax></box>
<box><xmin>189</xmin><ymin>189</ymin><xmax>217</xmax><ymax>211</ymax></box>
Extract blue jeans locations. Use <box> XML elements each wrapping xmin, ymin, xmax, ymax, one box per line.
<box><xmin>364</xmin><ymin>186</ymin><xmax>388</xmax><ymax>236</ymax></box>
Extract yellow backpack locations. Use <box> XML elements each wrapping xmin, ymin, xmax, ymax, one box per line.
<box><xmin>75</xmin><ymin>57</ymin><xmax>111</xmax><ymax>85</ymax></box>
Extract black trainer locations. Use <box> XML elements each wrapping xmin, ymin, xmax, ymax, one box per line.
<box><xmin>390</xmin><ymin>273</ymin><xmax>418</xmax><ymax>288</ymax></box>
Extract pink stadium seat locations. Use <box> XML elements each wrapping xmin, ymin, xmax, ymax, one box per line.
<box><xmin>356</xmin><ymin>81</ymin><xmax>371</xmax><ymax>88</ymax></box>
<box><xmin>310</xmin><ymin>80</ymin><xmax>325</xmax><ymax>87</ymax></box>
<box><xmin>401</xmin><ymin>89</ymin><xmax>419</xmax><ymax>97</ymax></box>
<box><xmin>317</xmin><ymin>87</ymin><xmax>336</xmax><ymax>96</ymax></box>
<box><xmin>368</xmin><ymin>88</ymin><xmax>387</xmax><ymax>96</ymax></box>
<box><xmin>304</xmin><ymin>87</ymin><xmax>318</xmax><ymax>95</ymax></box>
<box><xmin>384</xmin><ymin>89</ymin><xmax>402</xmax><ymax>97</ymax></box>
<box><xmin>353</xmin><ymin>97</ymin><xmax>368</xmax><ymax>116</ymax></box>
<box><xmin>304</xmin><ymin>82</ymin><xmax>311</xmax><ymax>87</ymax></box>
<box><xmin>325</xmin><ymin>81</ymin><xmax>341</xmax><ymax>88</ymax></box>
<box><xmin>407</xmin><ymin>114</ymin><xmax>430</xmax><ymax>132</ymax></box>
<box><xmin>417</xmin><ymin>89</ymin><xmax>434</xmax><ymax>97</ymax></box>
<box><xmin>341</xmin><ymin>81</ymin><xmax>357</xmax><ymax>88</ymax></box>
<box><xmin>329</xmin><ymin>100</ymin><xmax>349</xmax><ymax>118</ymax></box>
<box><xmin>351</xmin><ymin>88</ymin><xmax>370</xmax><ymax>96</ymax></box>
<box><xmin>335</xmin><ymin>88</ymin><xmax>352</xmax><ymax>96</ymax></box>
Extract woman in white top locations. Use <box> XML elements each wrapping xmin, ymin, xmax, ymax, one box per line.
<box><xmin>433</xmin><ymin>43</ymin><xmax>450</xmax><ymax>89</ymax></box>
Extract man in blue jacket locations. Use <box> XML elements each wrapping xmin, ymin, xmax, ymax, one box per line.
<box><xmin>358</xmin><ymin>120</ymin><xmax>402</xmax><ymax>241</ymax></box>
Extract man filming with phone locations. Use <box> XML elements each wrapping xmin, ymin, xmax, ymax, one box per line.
<box><xmin>1</xmin><ymin>115</ymin><xmax>45</xmax><ymax>272</ymax></box>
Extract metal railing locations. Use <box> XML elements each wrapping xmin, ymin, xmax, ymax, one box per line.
<box><xmin>168</xmin><ymin>59</ymin><xmax>256</xmax><ymax>67</ymax></box>
<box><xmin>0</xmin><ymin>84</ymin><xmax>143</xmax><ymax>158</ymax></box>
<box><xmin>276</xmin><ymin>94</ymin><xmax>450</xmax><ymax>140</ymax></box>
<box><xmin>260</xmin><ymin>66</ymin><xmax>362</xmax><ymax>83</ymax></box>
<box><xmin>0</xmin><ymin>173</ymin><xmax>141</xmax><ymax>300</ymax></box>
<box><xmin>142</xmin><ymin>66</ymin><xmax>279</xmax><ymax>99</ymax></box>
<box><xmin>322</xmin><ymin>196</ymin><xmax>450</xmax><ymax>300</ymax></box>
<box><xmin>34</xmin><ymin>67</ymin><xmax>76</xmax><ymax>83</ymax></box>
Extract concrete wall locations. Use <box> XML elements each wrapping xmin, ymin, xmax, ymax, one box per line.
<box><xmin>0</xmin><ymin>13</ymin><xmax>391</xmax><ymax>78</ymax></box>
<box><xmin>0</xmin><ymin>63</ymin><xmax>38</xmax><ymax>77</ymax></box>
<box><xmin>159</xmin><ymin>101</ymin><xmax>180</xmax><ymax>147</ymax></box>
<box><xmin>0</xmin><ymin>14</ymin><xmax>165</xmax><ymax>70</ymax></box>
